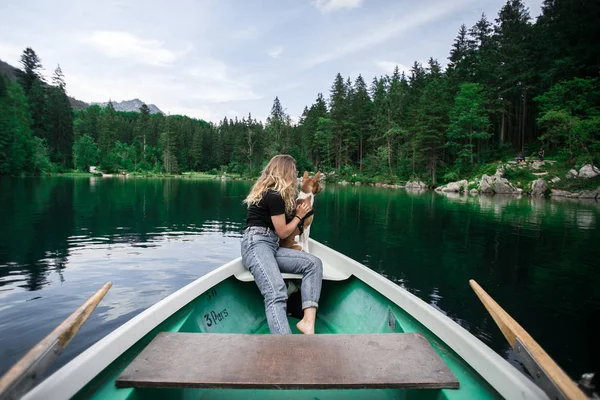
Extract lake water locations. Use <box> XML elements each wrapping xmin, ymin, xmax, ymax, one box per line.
<box><xmin>0</xmin><ymin>176</ymin><xmax>598</xmax><ymax>383</ymax></box>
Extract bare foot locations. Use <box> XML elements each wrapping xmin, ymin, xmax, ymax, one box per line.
<box><xmin>296</xmin><ymin>319</ymin><xmax>315</xmax><ymax>334</ymax></box>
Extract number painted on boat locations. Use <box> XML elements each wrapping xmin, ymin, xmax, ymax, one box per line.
<box><xmin>206</xmin><ymin>288</ymin><xmax>217</xmax><ymax>301</ymax></box>
<box><xmin>204</xmin><ymin>308</ymin><xmax>229</xmax><ymax>327</ymax></box>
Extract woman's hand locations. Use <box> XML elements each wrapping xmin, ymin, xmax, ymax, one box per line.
<box><xmin>296</xmin><ymin>202</ymin><xmax>310</xmax><ymax>219</ymax></box>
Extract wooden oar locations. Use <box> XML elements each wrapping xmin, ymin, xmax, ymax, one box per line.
<box><xmin>0</xmin><ymin>281</ymin><xmax>112</xmax><ymax>400</ymax></box>
<box><xmin>469</xmin><ymin>279</ymin><xmax>587</xmax><ymax>400</ymax></box>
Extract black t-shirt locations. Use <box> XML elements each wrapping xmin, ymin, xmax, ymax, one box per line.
<box><xmin>245</xmin><ymin>189</ymin><xmax>287</xmax><ymax>230</ymax></box>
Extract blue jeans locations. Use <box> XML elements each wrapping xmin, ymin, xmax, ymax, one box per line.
<box><xmin>241</xmin><ymin>226</ymin><xmax>323</xmax><ymax>334</ymax></box>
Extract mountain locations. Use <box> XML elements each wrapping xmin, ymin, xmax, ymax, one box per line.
<box><xmin>92</xmin><ymin>99</ymin><xmax>164</xmax><ymax>115</ymax></box>
<box><xmin>0</xmin><ymin>59</ymin><xmax>163</xmax><ymax>114</ymax></box>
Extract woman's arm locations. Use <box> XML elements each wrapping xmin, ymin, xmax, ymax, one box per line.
<box><xmin>271</xmin><ymin>203</ymin><xmax>310</xmax><ymax>239</ymax></box>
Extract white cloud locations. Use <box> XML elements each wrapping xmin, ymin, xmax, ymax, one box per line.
<box><xmin>314</xmin><ymin>0</ymin><xmax>362</xmax><ymax>13</ymax></box>
<box><xmin>375</xmin><ymin>61</ymin><xmax>411</xmax><ymax>76</ymax></box>
<box><xmin>268</xmin><ymin>46</ymin><xmax>283</xmax><ymax>59</ymax></box>
<box><xmin>81</xmin><ymin>31</ymin><xmax>188</xmax><ymax>67</ymax></box>
<box><xmin>305</xmin><ymin>0</ymin><xmax>472</xmax><ymax>68</ymax></box>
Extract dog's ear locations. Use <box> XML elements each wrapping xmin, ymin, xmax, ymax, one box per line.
<box><xmin>313</xmin><ymin>171</ymin><xmax>321</xmax><ymax>180</ymax></box>
<box><xmin>303</xmin><ymin>171</ymin><xmax>309</xmax><ymax>179</ymax></box>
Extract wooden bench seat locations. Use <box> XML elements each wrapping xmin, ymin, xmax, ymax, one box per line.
<box><xmin>116</xmin><ymin>332</ymin><xmax>459</xmax><ymax>390</ymax></box>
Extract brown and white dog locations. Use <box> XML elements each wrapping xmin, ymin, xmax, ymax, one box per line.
<box><xmin>280</xmin><ymin>171</ymin><xmax>322</xmax><ymax>252</ymax></box>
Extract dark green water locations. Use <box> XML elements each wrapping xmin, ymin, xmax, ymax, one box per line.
<box><xmin>0</xmin><ymin>177</ymin><xmax>598</xmax><ymax>382</ymax></box>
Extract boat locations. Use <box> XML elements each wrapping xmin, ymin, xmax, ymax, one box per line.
<box><xmin>12</xmin><ymin>239</ymin><xmax>571</xmax><ymax>399</ymax></box>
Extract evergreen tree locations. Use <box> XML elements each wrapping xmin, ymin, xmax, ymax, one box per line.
<box><xmin>159</xmin><ymin>117</ymin><xmax>179</xmax><ymax>174</ymax></box>
<box><xmin>17</xmin><ymin>48</ymin><xmax>44</xmax><ymax>95</ymax></box>
<box><xmin>47</xmin><ymin>65</ymin><xmax>74</xmax><ymax>167</ymax></box>
<box><xmin>329</xmin><ymin>73</ymin><xmax>347</xmax><ymax>168</ymax></box>
<box><xmin>28</xmin><ymin>78</ymin><xmax>48</xmax><ymax>141</ymax></box>
<box><xmin>98</xmin><ymin>102</ymin><xmax>118</xmax><ymax>162</ymax></box>
<box><xmin>266</xmin><ymin>97</ymin><xmax>287</xmax><ymax>154</ymax></box>
<box><xmin>447</xmin><ymin>83</ymin><xmax>491</xmax><ymax>167</ymax></box>
<box><xmin>415</xmin><ymin>59</ymin><xmax>451</xmax><ymax>183</ymax></box>
<box><xmin>350</xmin><ymin>75</ymin><xmax>373</xmax><ymax>170</ymax></box>
<box><xmin>0</xmin><ymin>75</ymin><xmax>33</xmax><ymax>174</ymax></box>
<box><xmin>493</xmin><ymin>0</ymin><xmax>535</xmax><ymax>149</ymax></box>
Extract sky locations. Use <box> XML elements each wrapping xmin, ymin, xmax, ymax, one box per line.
<box><xmin>0</xmin><ymin>0</ymin><xmax>543</xmax><ymax>123</ymax></box>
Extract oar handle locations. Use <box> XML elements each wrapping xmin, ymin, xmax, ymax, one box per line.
<box><xmin>0</xmin><ymin>282</ymin><xmax>112</xmax><ymax>400</ymax></box>
<box><xmin>469</xmin><ymin>279</ymin><xmax>587</xmax><ymax>400</ymax></box>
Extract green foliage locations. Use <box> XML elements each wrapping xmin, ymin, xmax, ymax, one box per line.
<box><xmin>502</xmin><ymin>166</ymin><xmax>537</xmax><ymax>183</ymax></box>
<box><xmin>535</xmin><ymin>78</ymin><xmax>600</xmax><ymax>164</ymax></box>
<box><xmin>0</xmin><ymin>75</ymin><xmax>33</xmax><ymax>174</ymax></box>
<box><xmin>72</xmin><ymin>134</ymin><xmax>98</xmax><ymax>171</ymax></box>
<box><xmin>446</xmin><ymin>83</ymin><xmax>491</xmax><ymax>166</ymax></box>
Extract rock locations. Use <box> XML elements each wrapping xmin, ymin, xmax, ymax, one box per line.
<box><xmin>480</xmin><ymin>175</ymin><xmax>494</xmax><ymax>193</ymax></box>
<box><xmin>566</xmin><ymin>169</ymin><xmax>579</xmax><ymax>179</ymax></box>
<box><xmin>375</xmin><ymin>183</ymin><xmax>383</xmax><ymax>187</ymax></box>
<box><xmin>435</xmin><ymin>186</ymin><xmax>443</xmax><ymax>192</ymax></box>
<box><xmin>470</xmin><ymin>188</ymin><xmax>479</xmax><ymax>194</ymax></box>
<box><xmin>517</xmin><ymin>188</ymin><xmax>523</xmax><ymax>194</ymax></box>
<box><xmin>578</xmin><ymin>164</ymin><xmax>600</xmax><ymax>179</ymax></box>
<box><xmin>579</xmin><ymin>190</ymin><xmax>598</xmax><ymax>199</ymax></box>
<box><xmin>494</xmin><ymin>166</ymin><xmax>505</xmax><ymax>178</ymax></box>
<box><xmin>551</xmin><ymin>189</ymin><xmax>572</xmax><ymax>197</ymax></box>
<box><xmin>531</xmin><ymin>160</ymin><xmax>544</xmax><ymax>169</ymax></box>
<box><xmin>405</xmin><ymin>180</ymin><xmax>427</xmax><ymax>189</ymax></box>
<box><xmin>531</xmin><ymin>178</ymin><xmax>548</xmax><ymax>197</ymax></box>
<box><xmin>339</xmin><ymin>180</ymin><xmax>349</xmax><ymax>185</ymax></box>
<box><xmin>550</xmin><ymin>177</ymin><xmax>561</xmax><ymax>183</ymax></box>
<box><xmin>442</xmin><ymin>180</ymin><xmax>468</xmax><ymax>192</ymax></box>
<box><xmin>532</xmin><ymin>172</ymin><xmax>548</xmax><ymax>176</ymax></box>
<box><xmin>355</xmin><ymin>182</ymin><xmax>361</xmax><ymax>186</ymax></box>
<box><xmin>493</xmin><ymin>177</ymin><xmax>518</xmax><ymax>194</ymax></box>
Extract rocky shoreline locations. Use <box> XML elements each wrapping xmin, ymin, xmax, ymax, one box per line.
<box><xmin>334</xmin><ymin>163</ymin><xmax>600</xmax><ymax>201</ymax></box>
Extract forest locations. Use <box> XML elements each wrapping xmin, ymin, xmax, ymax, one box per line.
<box><xmin>0</xmin><ymin>0</ymin><xmax>598</xmax><ymax>184</ymax></box>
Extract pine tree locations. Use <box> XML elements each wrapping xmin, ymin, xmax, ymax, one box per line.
<box><xmin>28</xmin><ymin>78</ymin><xmax>48</xmax><ymax>141</ymax></box>
<box><xmin>329</xmin><ymin>73</ymin><xmax>347</xmax><ymax>168</ymax></box>
<box><xmin>493</xmin><ymin>0</ymin><xmax>535</xmax><ymax>149</ymax></box>
<box><xmin>47</xmin><ymin>65</ymin><xmax>74</xmax><ymax>167</ymax></box>
<box><xmin>17</xmin><ymin>48</ymin><xmax>44</xmax><ymax>95</ymax></box>
<box><xmin>266</xmin><ymin>97</ymin><xmax>287</xmax><ymax>155</ymax></box>
<box><xmin>415</xmin><ymin>59</ymin><xmax>451</xmax><ymax>183</ymax></box>
<box><xmin>159</xmin><ymin>117</ymin><xmax>180</xmax><ymax>174</ymax></box>
<box><xmin>447</xmin><ymin>83</ymin><xmax>491</xmax><ymax>167</ymax></box>
<box><xmin>98</xmin><ymin>102</ymin><xmax>118</xmax><ymax>159</ymax></box>
<box><xmin>351</xmin><ymin>75</ymin><xmax>373</xmax><ymax>170</ymax></box>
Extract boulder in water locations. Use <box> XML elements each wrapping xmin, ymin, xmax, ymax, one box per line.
<box><xmin>531</xmin><ymin>178</ymin><xmax>548</xmax><ymax>197</ymax></box>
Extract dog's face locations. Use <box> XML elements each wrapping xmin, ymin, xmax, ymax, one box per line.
<box><xmin>301</xmin><ymin>171</ymin><xmax>322</xmax><ymax>195</ymax></box>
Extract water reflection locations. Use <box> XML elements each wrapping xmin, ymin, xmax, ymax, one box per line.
<box><xmin>0</xmin><ymin>177</ymin><xmax>599</xmax><ymax>382</ymax></box>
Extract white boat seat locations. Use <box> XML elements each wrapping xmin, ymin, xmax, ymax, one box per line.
<box><xmin>116</xmin><ymin>332</ymin><xmax>459</xmax><ymax>389</ymax></box>
<box><xmin>233</xmin><ymin>261</ymin><xmax>351</xmax><ymax>282</ymax></box>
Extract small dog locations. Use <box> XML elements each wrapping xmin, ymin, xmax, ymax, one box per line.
<box><xmin>280</xmin><ymin>171</ymin><xmax>322</xmax><ymax>252</ymax></box>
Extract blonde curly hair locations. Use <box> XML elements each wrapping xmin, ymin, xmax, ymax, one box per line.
<box><xmin>244</xmin><ymin>155</ymin><xmax>298</xmax><ymax>214</ymax></box>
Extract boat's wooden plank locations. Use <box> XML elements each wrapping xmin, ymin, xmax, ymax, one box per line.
<box><xmin>116</xmin><ymin>332</ymin><xmax>459</xmax><ymax>389</ymax></box>
<box><xmin>0</xmin><ymin>282</ymin><xmax>112</xmax><ymax>400</ymax></box>
<box><xmin>469</xmin><ymin>280</ymin><xmax>587</xmax><ymax>400</ymax></box>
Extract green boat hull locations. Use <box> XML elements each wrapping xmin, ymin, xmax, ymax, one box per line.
<box><xmin>72</xmin><ymin>276</ymin><xmax>500</xmax><ymax>400</ymax></box>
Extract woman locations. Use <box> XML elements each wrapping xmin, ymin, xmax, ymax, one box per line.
<box><xmin>241</xmin><ymin>155</ymin><xmax>323</xmax><ymax>335</ymax></box>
